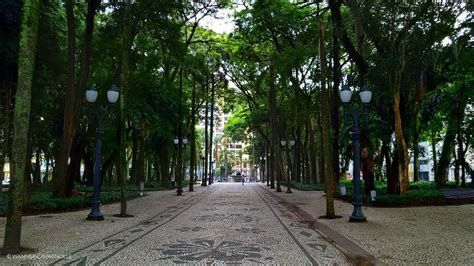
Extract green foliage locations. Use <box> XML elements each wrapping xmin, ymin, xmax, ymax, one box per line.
<box><xmin>0</xmin><ymin>184</ymin><xmax>167</xmax><ymax>215</ymax></box>
<box><xmin>375</xmin><ymin>190</ymin><xmax>444</xmax><ymax>206</ymax></box>
<box><xmin>338</xmin><ymin>180</ymin><xmax>448</xmax><ymax>207</ymax></box>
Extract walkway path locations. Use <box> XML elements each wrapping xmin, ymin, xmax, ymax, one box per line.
<box><xmin>5</xmin><ymin>183</ymin><xmax>471</xmax><ymax>265</ymax></box>
<box><xmin>0</xmin><ymin>183</ymin><xmax>357</xmax><ymax>265</ymax></box>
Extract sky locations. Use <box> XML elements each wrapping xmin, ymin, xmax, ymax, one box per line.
<box><xmin>200</xmin><ymin>6</ymin><xmax>237</xmax><ymax>34</ymax></box>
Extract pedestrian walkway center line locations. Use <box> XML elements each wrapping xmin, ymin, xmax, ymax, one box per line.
<box><xmin>253</xmin><ymin>186</ymin><xmax>319</xmax><ymax>265</ymax></box>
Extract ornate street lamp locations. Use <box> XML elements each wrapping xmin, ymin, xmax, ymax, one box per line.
<box><xmin>85</xmin><ymin>84</ymin><xmax>119</xmax><ymax>221</ymax></box>
<box><xmin>340</xmin><ymin>84</ymin><xmax>371</xmax><ymax>222</ymax></box>
<box><xmin>200</xmin><ymin>154</ymin><xmax>205</xmax><ymax>182</ymax></box>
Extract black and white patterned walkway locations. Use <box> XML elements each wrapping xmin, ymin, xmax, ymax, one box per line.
<box><xmin>55</xmin><ymin>183</ymin><xmax>349</xmax><ymax>265</ymax></box>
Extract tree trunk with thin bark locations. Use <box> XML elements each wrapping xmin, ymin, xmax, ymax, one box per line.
<box><xmin>2</xmin><ymin>0</ymin><xmax>40</xmax><ymax>254</ymax></box>
<box><xmin>268</xmin><ymin>58</ymin><xmax>283</xmax><ymax>192</ymax></box>
<box><xmin>202</xmin><ymin>80</ymin><xmax>209</xmax><ymax>186</ymax></box>
<box><xmin>53</xmin><ymin>0</ymin><xmax>76</xmax><ymax>197</ymax></box>
<box><xmin>159</xmin><ymin>143</ymin><xmax>170</xmax><ymax>187</ymax></box>
<box><xmin>318</xmin><ymin>19</ymin><xmax>335</xmax><ymax>218</ymax></box>
<box><xmin>137</xmin><ymin>120</ymin><xmax>146</xmax><ymax>185</ymax></box>
<box><xmin>189</xmin><ymin>75</ymin><xmax>197</xmax><ymax>191</ymax></box>
<box><xmin>393</xmin><ymin>90</ymin><xmax>409</xmax><ymax>194</ymax></box>
<box><xmin>54</xmin><ymin>0</ymin><xmax>100</xmax><ymax>197</ymax></box>
<box><xmin>118</xmin><ymin>0</ymin><xmax>132</xmax><ymax>216</ymax></box>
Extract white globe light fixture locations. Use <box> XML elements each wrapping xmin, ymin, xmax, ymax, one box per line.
<box><xmin>280</xmin><ymin>140</ymin><xmax>286</xmax><ymax>147</ymax></box>
<box><xmin>107</xmin><ymin>84</ymin><xmax>120</xmax><ymax>104</ymax></box>
<box><xmin>289</xmin><ymin>140</ymin><xmax>295</xmax><ymax>146</ymax></box>
<box><xmin>339</xmin><ymin>84</ymin><xmax>352</xmax><ymax>104</ymax></box>
<box><xmin>173</xmin><ymin>136</ymin><xmax>179</xmax><ymax>145</ymax></box>
<box><xmin>86</xmin><ymin>84</ymin><xmax>98</xmax><ymax>103</ymax></box>
<box><xmin>359</xmin><ymin>86</ymin><xmax>372</xmax><ymax>104</ymax></box>
<box><xmin>183</xmin><ymin>137</ymin><xmax>188</xmax><ymax>145</ymax></box>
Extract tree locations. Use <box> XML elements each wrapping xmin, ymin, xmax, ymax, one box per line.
<box><xmin>2</xmin><ymin>0</ymin><xmax>40</xmax><ymax>255</ymax></box>
<box><xmin>54</xmin><ymin>0</ymin><xmax>101</xmax><ymax>197</ymax></box>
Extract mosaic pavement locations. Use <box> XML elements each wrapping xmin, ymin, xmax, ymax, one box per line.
<box><xmin>49</xmin><ymin>183</ymin><xmax>349</xmax><ymax>265</ymax></box>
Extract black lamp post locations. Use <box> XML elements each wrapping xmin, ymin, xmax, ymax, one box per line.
<box><xmin>260</xmin><ymin>156</ymin><xmax>266</xmax><ymax>184</ymax></box>
<box><xmin>200</xmin><ymin>154</ymin><xmax>205</xmax><ymax>181</ymax></box>
<box><xmin>340</xmin><ymin>84</ymin><xmax>372</xmax><ymax>222</ymax></box>
<box><xmin>174</xmin><ymin>136</ymin><xmax>188</xmax><ymax>196</ymax></box>
<box><xmin>85</xmin><ymin>84</ymin><xmax>119</xmax><ymax>221</ymax></box>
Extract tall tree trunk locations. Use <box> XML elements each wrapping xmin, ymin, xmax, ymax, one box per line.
<box><xmin>137</xmin><ymin>120</ymin><xmax>146</xmax><ymax>185</ymax></box>
<box><xmin>454</xmin><ymin>151</ymin><xmax>459</xmax><ymax>186</ymax></box>
<box><xmin>118</xmin><ymin>0</ymin><xmax>132</xmax><ymax>217</ymax></box>
<box><xmin>2</xmin><ymin>0</ymin><xmax>40</xmax><ymax>254</ymax></box>
<box><xmin>457</xmin><ymin>94</ymin><xmax>465</xmax><ymax>187</ymax></box>
<box><xmin>294</xmin><ymin>128</ymin><xmax>301</xmax><ymax>183</ymax></box>
<box><xmin>331</xmin><ymin>21</ymin><xmax>341</xmax><ymax>185</ymax></box>
<box><xmin>318</xmin><ymin>19</ymin><xmax>335</xmax><ymax>218</ymax></box>
<box><xmin>269</xmin><ymin>58</ymin><xmax>283</xmax><ymax>192</ymax></box>
<box><xmin>66</xmin><ymin>140</ymin><xmax>81</xmax><ymax>193</ymax></box>
<box><xmin>159</xmin><ymin>143</ymin><xmax>170</xmax><ymax>187</ymax></box>
<box><xmin>431</xmin><ymin>130</ymin><xmax>437</xmax><ymax>181</ymax></box>
<box><xmin>392</xmin><ymin>90</ymin><xmax>409</xmax><ymax>194</ymax></box>
<box><xmin>54</xmin><ymin>0</ymin><xmax>100</xmax><ymax>197</ymax></box>
<box><xmin>189</xmin><ymin>75</ymin><xmax>197</xmax><ymax>191</ymax></box>
<box><xmin>309</xmin><ymin>121</ymin><xmax>318</xmax><ymax>184</ymax></box>
<box><xmin>304</xmin><ymin>97</ymin><xmax>312</xmax><ymax>184</ymax></box>
<box><xmin>436</xmin><ymin>95</ymin><xmax>467</xmax><ymax>185</ymax></box>
<box><xmin>130</xmin><ymin>126</ymin><xmax>139</xmax><ymax>184</ymax></box>
<box><xmin>176</xmin><ymin>69</ymin><xmax>184</xmax><ymax>195</ymax></box>
<box><xmin>269</xmin><ymin>148</ymin><xmax>275</xmax><ymax>188</ymax></box>
<box><xmin>202</xmin><ymin>80</ymin><xmax>209</xmax><ymax>186</ymax></box>
<box><xmin>53</xmin><ymin>0</ymin><xmax>76</xmax><ymax>198</ymax></box>
<box><xmin>208</xmin><ymin>76</ymin><xmax>215</xmax><ymax>185</ymax></box>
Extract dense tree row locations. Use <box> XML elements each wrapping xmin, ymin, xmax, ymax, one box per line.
<box><xmin>221</xmin><ymin>0</ymin><xmax>473</xmax><ymax>217</ymax></box>
<box><xmin>0</xmin><ymin>0</ymin><xmax>472</xmax><ymax>254</ymax></box>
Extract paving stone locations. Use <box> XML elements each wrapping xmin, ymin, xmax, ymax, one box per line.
<box><xmin>0</xmin><ymin>184</ymin><xmax>350</xmax><ymax>265</ymax></box>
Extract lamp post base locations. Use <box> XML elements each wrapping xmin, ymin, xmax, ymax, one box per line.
<box><xmin>87</xmin><ymin>200</ymin><xmax>104</xmax><ymax>221</ymax></box>
<box><xmin>349</xmin><ymin>202</ymin><xmax>367</xmax><ymax>222</ymax></box>
<box><xmin>87</xmin><ymin>213</ymin><xmax>104</xmax><ymax>221</ymax></box>
<box><xmin>349</xmin><ymin>216</ymin><xmax>367</xmax><ymax>223</ymax></box>
<box><xmin>286</xmin><ymin>186</ymin><xmax>292</xmax><ymax>193</ymax></box>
